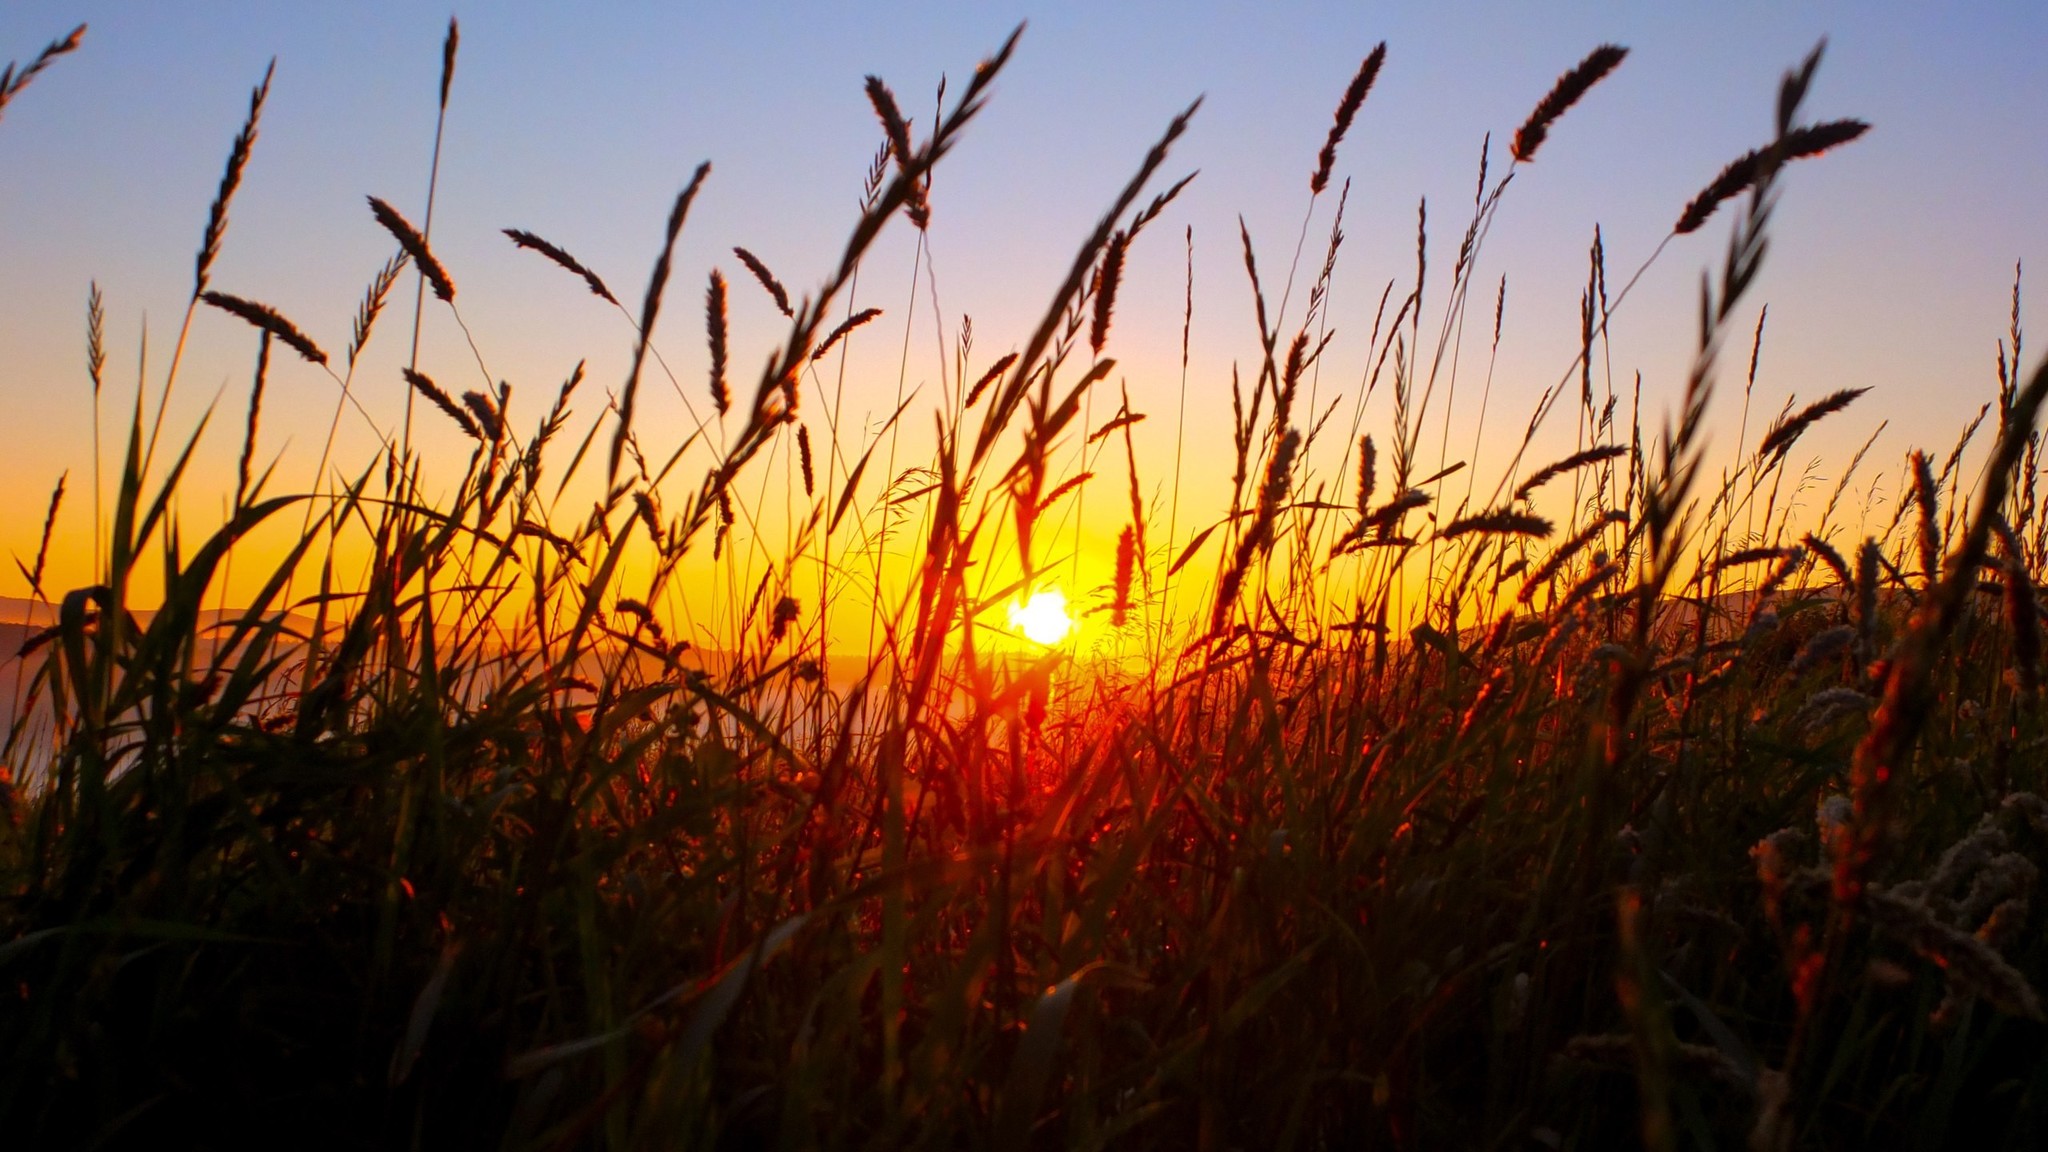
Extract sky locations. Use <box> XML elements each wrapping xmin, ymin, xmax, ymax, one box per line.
<box><xmin>1</xmin><ymin>2</ymin><xmax>2044</xmax><ymax>637</ymax></box>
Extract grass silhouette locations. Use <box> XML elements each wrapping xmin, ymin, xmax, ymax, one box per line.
<box><xmin>4</xmin><ymin>21</ymin><xmax>2047</xmax><ymax>1151</ymax></box>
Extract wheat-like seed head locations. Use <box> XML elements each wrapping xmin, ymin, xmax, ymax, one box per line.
<box><xmin>1111</xmin><ymin>526</ymin><xmax>1135</xmax><ymax>628</ymax></box>
<box><xmin>1676</xmin><ymin>120</ymin><xmax>1869</xmax><ymax>235</ymax></box>
<box><xmin>348</xmin><ymin>252</ymin><xmax>409</xmax><ymax>371</ymax></box>
<box><xmin>462</xmin><ymin>390</ymin><xmax>502</xmax><ymax>443</ymax></box>
<box><xmin>85</xmin><ymin>281</ymin><xmax>105</xmax><ymax>397</ymax></box>
<box><xmin>369</xmin><ymin>197</ymin><xmax>454</xmax><ymax>302</ymax></box>
<box><xmin>437</xmin><ymin>18</ymin><xmax>459</xmax><ymax>112</ymax></box>
<box><xmin>1311</xmin><ymin>43</ymin><xmax>1387</xmax><ymax>194</ymax></box>
<box><xmin>813</xmin><ymin>307</ymin><xmax>883</xmax><ymax>363</ymax></box>
<box><xmin>404</xmin><ymin>369</ymin><xmax>479</xmax><ymax>440</ymax></box>
<box><xmin>965</xmin><ymin>353</ymin><xmax>1017</xmax><ymax>410</ymax></box>
<box><xmin>1440</xmin><ymin>510</ymin><xmax>1553</xmax><ymax>542</ymax></box>
<box><xmin>195</xmin><ymin>60</ymin><xmax>274</xmax><ymax>297</ymax></box>
<box><xmin>733</xmin><ymin>247</ymin><xmax>792</xmax><ymax>318</ymax></box>
<box><xmin>706</xmin><ymin>269</ymin><xmax>730</xmax><ymax>416</ymax></box>
<box><xmin>1511</xmin><ymin>44</ymin><xmax>1627</xmax><ymax>163</ymax></box>
<box><xmin>235</xmin><ymin>331</ymin><xmax>271</xmax><ymax>504</ymax></box>
<box><xmin>1515</xmin><ymin>445</ymin><xmax>1627</xmax><ymax>503</ymax></box>
<box><xmin>1089</xmin><ymin>230</ymin><xmax>1128</xmax><ymax>356</ymax></box>
<box><xmin>200</xmin><ymin>291</ymin><xmax>326</xmax><ymax>365</ymax></box>
<box><xmin>504</xmin><ymin>229</ymin><xmax>617</xmax><ymax>305</ymax></box>
<box><xmin>0</xmin><ymin>23</ymin><xmax>85</xmax><ymax>126</ymax></box>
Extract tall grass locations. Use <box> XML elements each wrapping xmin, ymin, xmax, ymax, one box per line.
<box><xmin>5</xmin><ymin>22</ymin><xmax>2048</xmax><ymax>1151</ymax></box>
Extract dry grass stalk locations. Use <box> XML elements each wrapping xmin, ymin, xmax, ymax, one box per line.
<box><xmin>1311</xmin><ymin>42</ymin><xmax>1387</xmax><ymax>194</ymax></box>
<box><xmin>195</xmin><ymin>61</ymin><xmax>274</xmax><ymax>297</ymax></box>
<box><xmin>1855</xmin><ymin>539</ymin><xmax>1879</xmax><ymax>640</ymax></box>
<box><xmin>85</xmin><ymin>281</ymin><xmax>105</xmax><ymax>396</ymax></box>
<box><xmin>236</xmin><ymin>332</ymin><xmax>271</xmax><ymax>505</ymax></box>
<box><xmin>20</xmin><ymin>473</ymin><xmax>65</xmax><ymax>600</ymax></box>
<box><xmin>630</xmin><ymin>493</ymin><xmax>664</xmax><ymax>551</ymax></box>
<box><xmin>348</xmin><ymin>253</ymin><xmax>409</xmax><ymax>370</ymax></box>
<box><xmin>1715</xmin><ymin>545</ymin><xmax>1794</xmax><ymax>574</ymax></box>
<box><xmin>1511</xmin><ymin>44</ymin><xmax>1628</xmax><ymax>162</ymax></box>
<box><xmin>437</xmin><ymin>18</ymin><xmax>459</xmax><ymax>112</ymax></box>
<box><xmin>368</xmin><ymin>197</ymin><xmax>455</xmax><ymax>302</ymax></box>
<box><xmin>1089</xmin><ymin>230</ymin><xmax>1129</xmax><ymax>356</ymax></box>
<box><xmin>1675</xmin><ymin>120</ymin><xmax>1870</xmax><ymax>235</ymax></box>
<box><xmin>1579</xmin><ymin>238</ymin><xmax>1598</xmax><ymax>409</ymax></box>
<box><xmin>0</xmin><ymin>23</ymin><xmax>85</xmax><ymax>125</ymax></box>
<box><xmin>1112</xmin><ymin>525</ymin><xmax>1136</xmax><ymax>628</ymax></box>
<box><xmin>462</xmin><ymin>389</ymin><xmax>502</xmax><ymax>443</ymax></box>
<box><xmin>1757</xmin><ymin>387</ymin><xmax>1869</xmax><ymax>465</ymax></box>
<box><xmin>813</xmin><ymin>307</ymin><xmax>883</xmax><ymax>363</ymax></box>
<box><xmin>1363</xmin><ymin>488</ymin><xmax>1430</xmax><ymax>529</ymax></box>
<box><xmin>26</xmin><ymin>27</ymin><xmax>2038</xmax><ymax>1148</ymax></box>
<box><xmin>200</xmin><ymin>292</ymin><xmax>327</xmax><ymax>365</ymax></box>
<box><xmin>972</xmin><ymin>95</ymin><xmax>1197</xmax><ymax>461</ymax></box>
<box><xmin>1803</xmin><ymin>532</ymin><xmax>1851</xmax><ymax>589</ymax></box>
<box><xmin>1214</xmin><ymin>427</ymin><xmax>1299</xmax><ymax>634</ymax></box>
<box><xmin>1034</xmin><ymin>472</ymin><xmax>1094</xmax><ymax>518</ymax></box>
<box><xmin>403</xmin><ymin>369</ymin><xmax>478</xmax><ymax>440</ymax></box>
<box><xmin>1552</xmin><ymin>557</ymin><xmax>1622</xmax><ymax>621</ymax></box>
<box><xmin>1840</xmin><ymin>353</ymin><xmax>2048</xmax><ymax>926</ymax></box>
<box><xmin>1087</xmin><ymin>408</ymin><xmax>1144</xmax><ymax>446</ymax></box>
<box><xmin>1911</xmin><ymin>450</ymin><xmax>1941</xmax><ymax>587</ymax></box>
<box><xmin>769</xmin><ymin>596</ymin><xmax>799</xmax><ymax>644</ymax></box>
<box><xmin>521</xmin><ymin>363</ymin><xmax>582</xmax><ymax>481</ymax></box>
<box><xmin>612</xmin><ymin>596</ymin><xmax>654</xmax><ymax>633</ymax></box>
<box><xmin>865</xmin><ymin>74</ymin><xmax>913</xmax><ymax>172</ymax></box>
<box><xmin>714</xmin><ymin>487</ymin><xmax>734</xmax><ymax>559</ymax></box>
<box><xmin>965</xmin><ymin>353</ymin><xmax>1018</xmax><ymax>410</ymax></box>
<box><xmin>1750</xmin><ymin>546</ymin><xmax>1808</xmax><ymax>614</ymax></box>
<box><xmin>706</xmin><ymin>269</ymin><xmax>730</xmax><ymax>415</ymax></box>
<box><xmin>612</xmin><ymin>162</ymin><xmax>711</xmax><ymax>482</ymax></box>
<box><xmin>1515</xmin><ymin>444</ymin><xmax>1627</xmax><ymax>502</ymax></box>
<box><xmin>503</xmin><ymin>229</ymin><xmax>617</xmax><ymax>305</ymax></box>
<box><xmin>863</xmin><ymin>74</ymin><xmax>929</xmax><ymax>228</ymax></box>
<box><xmin>1519</xmin><ymin>510</ymin><xmax>1626</xmax><ymax>603</ymax></box>
<box><xmin>1306</xmin><ymin>180</ymin><xmax>1349</xmax><ymax>329</ymax></box>
<box><xmin>1993</xmin><ymin>516</ymin><xmax>2042</xmax><ymax>691</ymax></box>
<box><xmin>733</xmin><ymin>247</ymin><xmax>792</xmax><ymax>317</ymax></box>
<box><xmin>1355</xmin><ymin>435</ymin><xmax>1376</xmax><ymax>515</ymax></box>
<box><xmin>1440</xmin><ymin>510</ymin><xmax>1553</xmax><ymax>542</ymax></box>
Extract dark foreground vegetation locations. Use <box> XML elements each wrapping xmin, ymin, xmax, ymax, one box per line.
<box><xmin>5</xmin><ymin>20</ymin><xmax>2048</xmax><ymax>1151</ymax></box>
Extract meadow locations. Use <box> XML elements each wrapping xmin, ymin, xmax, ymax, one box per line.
<box><xmin>5</xmin><ymin>19</ymin><xmax>2048</xmax><ymax>1150</ymax></box>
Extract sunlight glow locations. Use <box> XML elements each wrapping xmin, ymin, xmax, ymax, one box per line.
<box><xmin>1008</xmin><ymin>589</ymin><xmax>1073</xmax><ymax>646</ymax></box>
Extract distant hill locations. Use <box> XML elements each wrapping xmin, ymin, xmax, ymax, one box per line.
<box><xmin>0</xmin><ymin>596</ymin><xmax>56</xmax><ymax>626</ymax></box>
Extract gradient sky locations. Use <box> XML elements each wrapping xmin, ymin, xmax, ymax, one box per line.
<box><xmin>2</xmin><ymin>2</ymin><xmax>2044</xmax><ymax>623</ymax></box>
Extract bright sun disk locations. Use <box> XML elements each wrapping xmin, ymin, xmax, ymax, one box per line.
<box><xmin>1008</xmin><ymin>589</ymin><xmax>1073</xmax><ymax>645</ymax></box>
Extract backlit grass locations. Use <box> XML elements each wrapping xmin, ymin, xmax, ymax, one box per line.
<box><xmin>4</xmin><ymin>21</ymin><xmax>2047</xmax><ymax>1151</ymax></box>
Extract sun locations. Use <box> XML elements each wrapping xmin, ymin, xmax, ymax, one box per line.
<box><xmin>1008</xmin><ymin>588</ymin><xmax>1073</xmax><ymax>646</ymax></box>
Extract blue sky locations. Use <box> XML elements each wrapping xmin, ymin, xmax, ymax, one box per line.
<box><xmin>1</xmin><ymin>2</ymin><xmax>2044</xmax><ymax>600</ymax></box>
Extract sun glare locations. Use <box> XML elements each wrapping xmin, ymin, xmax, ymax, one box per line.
<box><xmin>1008</xmin><ymin>589</ymin><xmax>1073</xmax><ymax>645</ymax></box>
